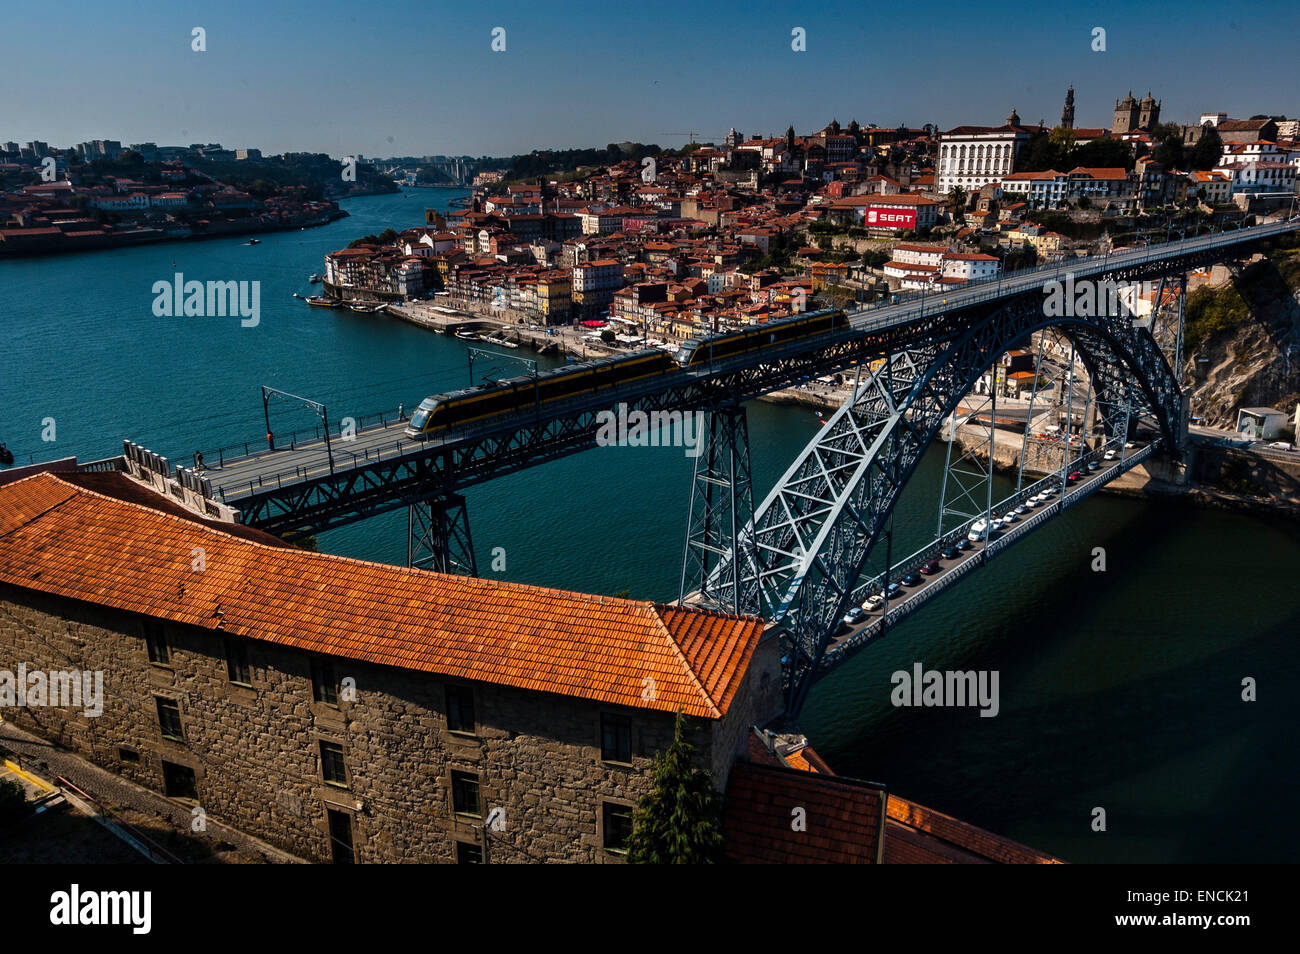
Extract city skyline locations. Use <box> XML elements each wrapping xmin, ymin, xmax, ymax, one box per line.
<box><xmin>5</xmin><ymin>0</ymin><xmax>1299</xmax><ymax>158</ymax></box>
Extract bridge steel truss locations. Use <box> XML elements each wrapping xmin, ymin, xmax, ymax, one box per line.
<box><xmin>225</xmin><ymin>227</ymin><xmax>1261</xmax><ymax>544</ymax></box>
<box><xmin>705</xmin><ymin>287</ymin><xmax>1185</xmax><ymax>717</ymax></box>
<box><xmin>226</xmin><ymin>316</ymin><xmax>955</xmax><ymax>540</ymax></box>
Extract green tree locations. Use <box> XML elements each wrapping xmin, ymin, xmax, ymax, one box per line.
<box><xmin>948</xmin><ymin>186</ymin><xmax>967</xmax><ymax>224</ymax></box>
<box><xmin>626</xmin><ymin>711</ymin><xmax>724</xmax><ymax>864</ymax></box>
<box><xmin>0</xmin><ymin>778</ymin><xmax>28</xmax><ymax>825</ymax></box>
<box><xmin>1153</xmin><ymin>134</ymin><xmax>1185</xmax><ymax>170</ymax></box>
<box><xmin>1188</xmin><ymin>127</ymin><xmax>1223</xmax><ymax>171</ymax></box>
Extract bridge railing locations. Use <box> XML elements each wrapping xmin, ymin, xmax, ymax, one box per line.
<box><xmin>845</xmin><ymin>219</ymin><xmax>1297</xmax><ymax>330</ymax></box>
<box><xmin>825</xmin><ymin>441</ymin><xmax>1160</xmax><ymax>667</ymax></box>
<box><xmin>205</xmin><ymin>407</ymin><xmax>410</xmax><ymax>468</ymax></box>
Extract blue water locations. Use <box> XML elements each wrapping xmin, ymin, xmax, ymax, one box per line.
<box><xmin>3</xmin><ymin>188</ymin><xmax>1297</xmax><ymax>862</ymax></box>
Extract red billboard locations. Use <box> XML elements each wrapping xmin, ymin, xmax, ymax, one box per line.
<box><xmin>864</xmin><ymin>206</ymin><xmax>917</xmax><ymax>229</ymax></box>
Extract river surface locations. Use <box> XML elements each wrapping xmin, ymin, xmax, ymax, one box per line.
<box><xmin>2</xmin><ymin>188</ymin><xmax>1296</xmax><ymax>863</ymax></box>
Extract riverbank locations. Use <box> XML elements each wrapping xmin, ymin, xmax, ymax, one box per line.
<box><xmin>0</xmin><ymin>208</ymin><xmax>348</xmax><ymax>259</ymax></box>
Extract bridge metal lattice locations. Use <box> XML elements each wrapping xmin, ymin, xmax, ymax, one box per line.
<box><xmin>679</xmin><ymin>405</ymin><xmax>757</xmax><ymax>615</ymax></box>
<box><xmin>707</xmin><ymin>291</ymin><xmax>1185</xmax><ymax>715</ymax></box>
<box><xmin>408</xmin><ymin>494</ymin><xmax>477</xmax><ymax>576</ymax></box>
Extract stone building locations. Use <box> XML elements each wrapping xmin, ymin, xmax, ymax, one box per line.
<box><xmin>1112</xmin><ymin>91</ymin><xmax>1160</xmax><ymax>135</ymax></box>
<box><xmin>0</xmin><ymin>471</ymin><xmax>781</xmax><ymax>863</ymax></box>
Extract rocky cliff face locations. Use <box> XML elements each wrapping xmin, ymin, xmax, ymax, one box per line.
<box><xmin>1181</xmin><ymin>243</ymin><xmax>1300</xmax><ymax>430</ymax></box>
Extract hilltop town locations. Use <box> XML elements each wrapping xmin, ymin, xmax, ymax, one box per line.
<box><xmin>320</xmin><ymin>91</ymin><xmax>1297</xmax><ymax>344</ymax></box>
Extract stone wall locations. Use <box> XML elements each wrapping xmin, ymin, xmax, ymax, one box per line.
<box><xmin>0</xmin><ymin>584</ymin><xmax>772</xmax><ymax>863</ymax></box>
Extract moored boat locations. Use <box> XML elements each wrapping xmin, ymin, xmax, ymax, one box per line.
<box><xmin>308</xmin><ymin>274</ymin><xmax>324</xmax><ymax>283</ymax></box>
<box><xmin>305</xmin><ymin>296</ymin><xmax>339</xmax><ymax>308</ymax></box>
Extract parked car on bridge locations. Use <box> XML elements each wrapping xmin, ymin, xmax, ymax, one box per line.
<box><xmin>863</xmin><ymin>594</ymin><xmax>885</xmax><ymax>612</ymax></box>
<box><xmin>940</xmin><ymin>546</ymin><xmax>959</xmax><ymax>560</ymax></box>
<box><xmin>900</xmin><ymin>572</ymin><xmax>923</xmax><ymax>587</ymax></box>
<box><xmin>842</xmin><ymin>606</ymin><xmax>867</xmax><ymax>626</ymax></box>
<box><xmin>920</xmin><ymin>560</ymin><xmax>941</xmax><ymax>575</ymax></box>
<box><xmin>1104</xmin><ymin>448</ymin><xmax>1117</xmax><ymax>460</ymax></box>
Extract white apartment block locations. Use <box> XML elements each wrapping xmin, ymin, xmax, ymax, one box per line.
<box><xmin>1000</xmin><ymin>170</ymin><xmax>1068</xmax><ymax>207</ymax></box>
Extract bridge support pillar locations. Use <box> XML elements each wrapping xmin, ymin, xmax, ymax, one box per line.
<box><xmin>679</xmin><ymin>404</ymin><xmax>757</xmax><ymax>616</ymax></box>
<box><xmin>408</xmin><ymin>494</ymin><xmax>477</xmax><ymax>576</ymax></box>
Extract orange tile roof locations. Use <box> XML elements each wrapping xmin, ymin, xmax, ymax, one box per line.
<box><xmin>0</xmin><ymin>473</ymin><xmax>765</xmax><ymax>719</ymax></box>
<box><xmin>884</xmin><ymin>796</ymin><xmax>1063</xmax><ymax>864</ymax></box>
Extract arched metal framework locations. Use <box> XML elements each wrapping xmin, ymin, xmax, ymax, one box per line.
<box><xmin>707</xmin><ymin>292</ymin><xmax>1183</xmax><ymax>715</ymax></box>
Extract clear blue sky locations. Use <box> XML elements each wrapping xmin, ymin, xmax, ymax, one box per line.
<box><xmin>4</xmin><ymin>0</ymin><xmax>1297</xmax><ymax>157</ymax></box>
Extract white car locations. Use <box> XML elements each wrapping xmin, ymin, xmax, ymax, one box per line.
<box><xmin>863</xmin><ymin>594</ymin><xmax>885</xmax><ymax>612</ymax></box>
<box><xmin>1104</xmin><ymin>449</ymin><xmax>1117</xmax><ymax>460</ymax></box>
<box><xmin>1023</xmin><ymin>496</ymin><xmax>1038</xmax><ymax>509</ymax></box>
<box><xmin>1002</xmin><ymin>511</ymin><xmax>1019</xmax><ymax>523</ymax></box>
<box><xmin>843</xmin><ymin>606</ymin><xmax>867</xmax><ymax>626</ymax></box>
<box><xmin>1269</xmin><ymin>441</ymin><xmax>1293</xmax><ymax>450</ymax></box>
<box><xmin>1039</xmin><ymin>487</ymin><xmax>1056</xmax><ymax>498</ymax></box>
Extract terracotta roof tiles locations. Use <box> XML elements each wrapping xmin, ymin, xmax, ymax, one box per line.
<box><xmin>0</xmin><ymin>473</ymin><xmax>765</xmax><ymax>719</ymax></box>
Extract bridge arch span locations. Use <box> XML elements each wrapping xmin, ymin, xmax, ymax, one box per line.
<box><xmin>713</xmin><ymin>292</ymin><xmax>1182</xmax><ymax>713</ymax></box>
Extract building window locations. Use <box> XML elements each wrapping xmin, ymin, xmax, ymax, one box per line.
<box><xmin>320</xmin><ymin>741</ymin><xmax>347</xmax><ymax>788</ymax></box>
<box><xmin>602</xmin><ymin>802</ymin><xmax>634</xmax><ymax>854</ymax></box>
<box><xmin>118</xmin><ymin>747</ymin><xmax>139</xmax><ymax>763</ymax></box>
<box><xmin>456</xmin><ymin>841</ymin><xmax>483</xmax><ymax>864</ymax></box>
<box><xmin>225</xmin><ymin>637</ymin><xmax>251</xmax><ymax>685</ymax></box>
<box><xmin>445</xmin><ymin>684</ymin><xmax>475</xmax><ymax>734</ymax></box>
<box><xmin>326</xmin><ymin>808</ymin><xmax>355</xmax><ymax>864</ymax></box>
<box><xmin>155</xmin><ymin>696</ymin><xmax>183</xmax><ymax>741</ymax></box>
<box><xmin>162</xmin><ymin>760</ymin><xmax>198</xmax><ymax>800</ymax></box>
<box><xmin>143</xmin><ymin>619</ymin><xmax>169</xmax><ymax>665</ymax></box>
<box><xmin>451</xmin><ymin>771</ymin><xmax>481</xmax><ymax>818</ymax></box>
<box><xmin>601</xmin><ymin>713</ymin><xmax>632</xmax><ymax>763</ymax></box>
<box><xmin>311</xmin><ymin>657</ymin><xmax>338</xmax><ymax>706</ymax></box>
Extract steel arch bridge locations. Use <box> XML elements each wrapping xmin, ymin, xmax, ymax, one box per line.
<box><xmin>701</xmin><ymin>289</ymin><xmax>1184</xmax><ymax>715</ymax></box>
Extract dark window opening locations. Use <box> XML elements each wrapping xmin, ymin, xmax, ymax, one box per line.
<box><xmin>451</xmin><ymin>771</ymin><xmax>480</xmax><ymax>817</ymax></box>
<box><xmin>118</xmin><ymin>747</ymin><xmax>140</xmax><ymax>763</ymax></box>
<box><xmin>320</xmin><ymin>741</ymin><xmax>347</xmax><ymax>788</ymax></box>
<box><xmin>327</xmin><ymin>808</ymin><xmax>355</xmax><ymax>864</ymax></box>
<box><xmin>225</xmin><ymin>637</ymin><xmax>251</xmax><ymax>685</ymax></box>
<box><xmin>446</xmin><ymin>684</ymin><xmax>475</xmax><ymax>733</ymax></box>
<box><xmin>456</xmin><ymin>841</ymin><xmax>483</xmax><ymax>864</ymax></box>
<box><xmin>311</xmin><ymin>658</ymin><xmax>338</xmax><ymax>706</ymax></box>
<box><xmin>162</xmin><ymin>760</ymin><xmax>197</xmax><ymax>800</ymax></box>
<box><xmin>603</xmin><ymin>802</ymin><xmax>633</xmax><ymax>853</ymax></box>
<box><xmin>156</xmin><ymin>697</ymin><xmax>183</xmax><ymax>741</ymax></box>
<box><xmin>601</xmin><ymin>713</ymin><xmax>632</xmax><ymax>763</ymax></box>
<box><xmin>143</xmin><ymin>619</ymin><xmax>169</xmax><ymax>665</ymax></box>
